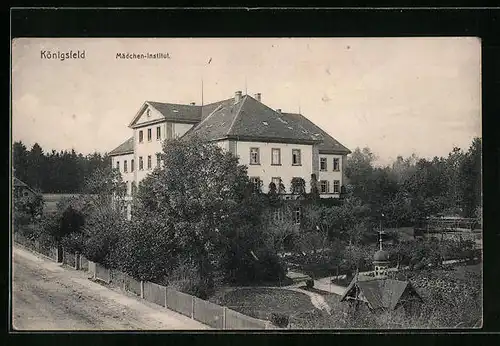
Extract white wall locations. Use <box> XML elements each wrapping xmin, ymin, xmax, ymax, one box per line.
<box><xmin>216</xmin><ymin>140</ymin><xmax>230</xmax><ymax>151</ymax></box>
<box><xmin>111</xmin><ymin>153</ymin><xmax>134</xmax><ymax>195</ymax></box>
<box><xmin>133</xmin><ymin>121</ymin><xmax>194</xmax><ymax>184</ymax></box>
<box><xmin>135</xmin><ymin>104</ymin><xmax>164</xmax><ymax>125</ymax></box>
<box><xmin>134</xmin><ymin>124</ymin><xmax>164</xmax><ymax>183</ymax></box>
<box><xmin>235</xmin><ymin>141</ymin><xmax>314</xmax><ymax>193</ymax></box>
<box><xmin>174</xmin><ymin>123</ymin><xmax>194</xmax><ymax>138</ymax></box>
<box><xmin>317</xmin><ymin>153</ymin><xmax>344</xmax><ymax>196</ymax></box>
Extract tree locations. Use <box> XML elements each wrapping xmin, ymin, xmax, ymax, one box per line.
<box><xmin>290</xmin><ymin>177</ymin><xmax>306</xmax><ymax>197</ymax></box>
<box><xmin>77</xmin><ymin>166</ymin><xmax>127</xmax><ymax>264</ymax></box>
<box><xmin>460</xmin><ymin>137</ymin><xmax>481</xmax><ymax>218</ymax></box>
<box><xmin>128</xmin><ymin>136</ymin><xmax>278</xmax><ymax>292</ymax></box>
<box><xmin>345</xmin><ymin>147</ymin><xmax>376</xmax><ymax>192</ymax></box>
<box><xmin>263</xmin><ymin>204</ymin><xmax>300</xmax><ymax>253</ymax></box>
<box><xmin>12</xmin><ymin>141</ymin><xmax>29</xmax><ymax>182</ymax></box>
<box><xmin>26</xmin><ymin>143</ymin><xmax>46</xmax><ymax>190</ymax></box>
<box><xmin>308</xmin><ymin>173</ymin><xmax>320</xmax><ymax>201</ymax></box>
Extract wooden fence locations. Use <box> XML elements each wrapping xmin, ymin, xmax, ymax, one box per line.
<box><xmin>13</xmin><ymin>237</ymin><xmax>272</xmax><ymax>329</ymax></box>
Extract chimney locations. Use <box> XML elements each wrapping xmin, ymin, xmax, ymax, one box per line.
<box><xmin>254</xmin><ymin>93</ymin><xmax>261</xmax><ymax>102</ymax></box>
<box><xmin>276</xmin><ymin>108</ymin><xmax>282</xmax><ymax>114</ymax></box>
<box><xmin>234</xmin><ymin>90</ymin><xmax>242</xmax><ymax>104</ymax></box>
<box><xmin>190</xmin><ymin>102</ymin><xmax>196</xmax><ymax>105</ymax></box>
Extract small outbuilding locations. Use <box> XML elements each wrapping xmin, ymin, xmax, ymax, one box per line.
<box><xmin>340</xmin><ymin>274</ymin><xmax>422</xmax><ymax>313</ymax></box>
<box><xmin>340</xmin><ymin>229</ymin><xmax>423</xmax><ymax>313</ymax></box>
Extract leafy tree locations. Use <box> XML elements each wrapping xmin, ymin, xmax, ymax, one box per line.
<box><xmin>12</xmin><ymin>141</ymin><xmax>29</xmax><ymax>183</ymax></box>
<box><xmin>128</xmin><ymin>136</ymin><xmax>280</xmax><ymax>291</ymax></box>
<box><xmin>345</xmin><ymin>147</ymin><xmax>376</xmax><ymax>195</ymax></box>
<box><xmin>263</xmin><ymin>204</ymin><xmax>300</xmax><ymax>253</ymax></box>
<box><xmin>290</xmin><ymin>177</ymin><xmax>306</xmax><ymax>196</ymax></box>
<box><xmin>308</xmin><ymin>173</ymin><xmax>320</xmax><ymax>201</ymax></box>
<box><xmin>460</xmin><ymin>138</ymin><xmax>481</xmax><ymax>218</ymax></box>
<box><xmin>26</xmin><ymin>143</ymin><xmax>45</xmax><ymax>190</ymax></box>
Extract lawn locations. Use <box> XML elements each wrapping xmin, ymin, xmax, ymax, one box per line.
<box><xmin>209</xmin><ymin>288</ymin><xmax>318</xmax><ymax>322</ymax></box>
<box><xmin>209</xmin><ymin>286</ymin><xmax>349</xmax><ymax>329</ymax></box>
<box><xmin>42</xmin><ymin>193</ymin><xmax>81</xmax><ymax>213</ymax></box>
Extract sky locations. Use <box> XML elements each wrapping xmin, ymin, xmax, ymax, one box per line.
<box><xmin>11</xmin><ymin>37</ymin><xmax>481</xmax><ymax>166</ymax></box>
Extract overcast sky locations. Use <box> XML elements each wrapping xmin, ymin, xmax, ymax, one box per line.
<box><xmin>12</xmin><ymin>37</ymin><xmax>481</xmax><ymax>165</ymax></box>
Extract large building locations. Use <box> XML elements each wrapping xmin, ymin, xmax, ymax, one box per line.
<box><xmin>109</xmin><ymin>91</ymin><xmax>351</xmax><ymax>217</ymax></box>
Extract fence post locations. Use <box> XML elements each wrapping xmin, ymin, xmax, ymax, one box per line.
<box><xmin>164</xmin><ymin>286</ymin><xmax>167</xmax><ymax>308</ymax></box>
<box><xmin>223</xmin><ymin>306</ymin><xmax>227</xmax><ymax>329</ymax></box>
<box><xmin>140</xmin><ymin>281</ymin><xmax>144</xmax><ymax>299</ymax></box>
<box><xmin>75</xmin><ymin>253</ymin><xmax>80</xmax><ymax>270</ymax></box>
<box><xmin>191</xmin><ymin>297</ymin><xmax>195</xmax><ymax>319</ymax></box>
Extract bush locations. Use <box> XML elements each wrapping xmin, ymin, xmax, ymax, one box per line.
<box><xmin>165</xmin><ymin>258</ymin><xmax>215</xmax><ymax>300</ymax></box>
<box><xmin>305</xmin><ymin>279</ymin><xmax>314</xmax><ymax>288</ymax></box>
<box><xmin>271</xmin><ymin>313</ymin><xmax>289</xmax><ymax>328</ymax></box>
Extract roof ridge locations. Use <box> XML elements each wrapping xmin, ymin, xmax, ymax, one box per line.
<box><xmin>226</xmin><ymin>95</ymin><xmax>248</xmax><ymax>136</ymax></box>
<box><xmin>284</xmin><ymin>112</ymin><xmax>351</xmax><ymax>153</ymax></box>
<box><xmin>184</xmin><ymin>103</ymin><xmax>225</xmax><ymax>137</ymax></box>
<box><xmin>202</xmin><ymin>97</ymin><xmax>233</xmax><ymax>108</ymax></box>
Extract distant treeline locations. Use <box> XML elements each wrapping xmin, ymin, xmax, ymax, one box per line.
<box><xmin>12</xmin><ymin>141</ymin><xmax>110</xmax><ymax>193</ymax></box>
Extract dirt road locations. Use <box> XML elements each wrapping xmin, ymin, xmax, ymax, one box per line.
<box><xmin>11</xmin><ymin>245</ymin><xmax>210</xmax><ymax>330</ymax></box>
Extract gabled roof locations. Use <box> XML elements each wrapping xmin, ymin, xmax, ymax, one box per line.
<box><xmin>184</xmin><ymin>95</ymin><xmax>323</xmax><ymax>144</ymax></box>
<box><xmin>282</xmin><ymin>112</ymin><xmax>351</xmax><ymax>154</ymax></box>
<box><xmin>121</xmin><ymin>93</ymin><xmax>351</xmax><ymax>152</ymax></box>
<box><xmin>340</xmin><ymin>275</ymin><xmax>419</xmax><ymax>311</ymax></box>
<box><xmin>13</xmin><ymin>177</ymin><xmax>39</xmax><ymax>195</ymax></box>
<box><xmin>128</xmin><ymin>102</ymin><xmax>202</xmax><ymax>128</ymax></box>
<box><xmin>146</xmin><ymin>101</ymin><xmax>202</xmax><ymax>123</ymax></box>
<box><xmin>109</xmin><ymin>137</ymin><xmax>134</xmax><ymax>157</ymax></box>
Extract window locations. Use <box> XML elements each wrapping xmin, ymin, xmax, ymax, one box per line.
<box><xmin>156</xmin><ymin>153</ymin><xmax>161</xmax><ymax>167</ymax></box>
<box><xmin>250</xmin><ymin>177</ymin><xmax>261</xmax><ymax>192</ymax></box>
<box><xmin>124</xmin><ymin>160</ymin><xmax>128</xmax><ymax>173</ymax></box>
<box><xmin>116</xmin><ymin>161</ymin><xmax>120</xmax><ymax>171</ymax></box>
<box><xmin>294</xmin><ymin>207</ymin><xmax>301</xmax><ymax>225</ymax></box>
<box><xmin>156</xmin><ymin>126</ymin><xmax>161</xmax><ymax>140</ymax></box>
<box><xmin>131</xmin><ymin>182</ymin><xmax>137</xmax><ymax>195</ymax></box>
<box><xmin>333</xmin><ymin>158</ymin><xmax>340</xmax><ymax>171</ymax></box>
<box><xmin>139</xmin><ymin>156</ymin><xmax>143</xmax><ymax>170</ymax></box>
<box><xmin>125</xmin><ymin>181</ymin><xmax>129</xmax><ymax>195</ymax></box>
<box><xmin>131</xmin><ymin>159</ymin><xmax>135</xmax><ymax>172</ymax></box>
<box><xmin>320</xmin><ymin>157</ymin><xmax>327</xmax><ymax>171</ymax></box>
<box><xmin>147</xmin><ymin>155</ymin><xmax>152</xmax><ymax>170</ymax></box>
<box><xmin>139</xmin><ymin>130</ymin><xmax>143</xmax><ymax>143</ymax></box>
<box><xmin>146</xmin><ymin>109</ymin><xmax>151</xmax><ymax>117</ymax></box>
<box><xmin>320</xmin><ymin>180</ymin><xmax>329</xmax><ymax>193</ymax></box>
<box><xmin>250</xmin><ymin>148</ymin><xmax>260</xmax><ymax>165</ymax></box>
<box><xmin>333</xmin><ymin>180</ymin><xmax>340</xmax><ymax>193</ymax></box>
<box><xmin>271</xmin><ymin>148</ymin><xmax>281</xmax><ymax>165</ymax></box>
<box><xmin>292</xmin><ymin>149</ymin><xmax>301</xmax><ymax>165</ymax></box>
<box><xmin>147</xmin><ymin>128</ymin><xmax>152</xmax><ymax>142</ymax></box>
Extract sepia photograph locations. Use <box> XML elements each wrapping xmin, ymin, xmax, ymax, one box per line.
<box><xmin>11</xmin><ymin>37</ymin><xmax>482</xmax><ymax>330</ymax></box>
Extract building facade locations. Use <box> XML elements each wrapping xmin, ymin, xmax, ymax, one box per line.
<box><xmin>109</xmin><ymin>91</ymin><xmax>351</xmax><ymax>218</ymax></box>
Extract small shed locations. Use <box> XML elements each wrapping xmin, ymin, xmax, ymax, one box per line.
<box><xmin>340</xmin><ymin>274</ymin><xmax>423</xmax><ymax>313</ymax></box>
<box><xmin>13</xmin><ymin>177</ymin><xmax>39</xmax><ymax>202</ymax></box>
